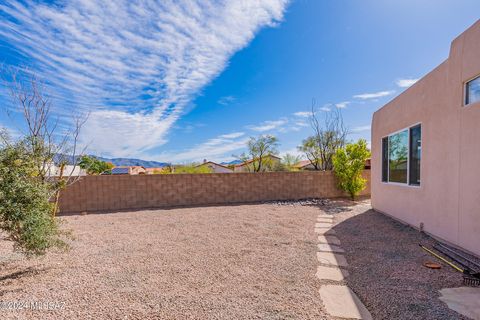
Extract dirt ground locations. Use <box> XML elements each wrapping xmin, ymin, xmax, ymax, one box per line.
<box><xmin>0</xmin><ymin>199</ymin><xmax>473</xmax><ymax>319</ymax></box>
<box><xmin>0</xmin><ymin>204</ymin><xmax>326</xmax><ymax>320</ymax></box>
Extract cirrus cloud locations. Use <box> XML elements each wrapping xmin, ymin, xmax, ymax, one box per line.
<box><xmin>353</xmin><ymin>90</ymin><xmax>395</xmax><ymax>100</ymax></box>
<box><xmin>0</xmin><ymin>0</ymin><xmax>289</xmax><ymax>157</ymax></box>
<box><xmin>396</xmin><ymin>78</ymin><xmax>419</xmax><ymax>88</ymax></box>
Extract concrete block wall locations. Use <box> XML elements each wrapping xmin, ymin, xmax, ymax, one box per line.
<box><xmin>58</xmin><ymin>170</ymin><xmax>370</xmax><ymax>213</ymax></box>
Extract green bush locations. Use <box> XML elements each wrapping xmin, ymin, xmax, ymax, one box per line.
<box><xmin>0</xmin><ymin>141</ymin><xmax>68</xmax><ymax>256</ymax></box>
<box><xmin>173</xmin><ymin>164</ymin><xmax>213</xmax><ymax>174</ymax></box>
<box><xmin>332</xmin><ymin>139</ymin><xmax>370</xmax><ymax>200</ymax></box>
<box><xmin>78</xmin><ymin>155</ymin><xmax>114</xmax><ymax>175</ymax></box>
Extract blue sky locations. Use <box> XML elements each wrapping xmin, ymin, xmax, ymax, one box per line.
<box><xmin>1</xmin><ymin>1</ymin><xmax>479</xmax><ymax>163</ymax></box>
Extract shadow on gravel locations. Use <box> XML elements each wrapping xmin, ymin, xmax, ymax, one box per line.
<box><xmin>302</xmin><ymin>196</ymin><xmax>370</xmax><ymax>214</ymax></box>
<box><xmin>0</xmin><ymin>267</ymin><xmax>39</xmax><ymax>282</ymax></box>
<box><xmin>332</xmin><ymin>209</ymin><xmax>470</xmax><ymax>320</ymax></box>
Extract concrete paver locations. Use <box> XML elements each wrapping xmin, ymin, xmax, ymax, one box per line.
<box><xmin>318</xmin><ymin>243</ymin><xmax>345</xmax><ymax>253</ymax></box>
<box><xmin>439</xmin><ymin>287</ymin><xmax>480</xmax><ymax>320</ymax></box>
<box><xmin>319</xmin><ymin>285</ymin><xmax>372</xmax><ymax>319</ymax></box>
<box><xmin>315</xmin><ymin>228</ymin><xmax>336</xmax><ymax>235</ymax></box>
<box><xmin>316</xmin><ymin>265</ymin><xmax>349</xmax><ymax>281</ymax></box>
<box><xmin>315</xmin><ymin>222</ymin><xmax>332</xmax><ymax>228</ymax></box>
<box><xmin>317</xmin><ymin>235</ymin><xmax>341</xmax><ymax>245</ymax></box>
<box><xmin>317</xmin><ymin>252</ymin><xmax>348</xmax><ymax>267</ymax></box>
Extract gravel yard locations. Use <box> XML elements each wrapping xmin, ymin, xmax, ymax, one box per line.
<box><xmin>329</xmin><ymin>198</ymin><xmax>472</xmax><ymax>320</ymax></box>
<box><xmin>0</xmin><ymin>199</ymin><xmax>473</xmax><ymax>319</ymax></box>
<box><xmin>0</xmin><ymin>204</ymin><xmax>326</xmax><ymax>320</ymax></box>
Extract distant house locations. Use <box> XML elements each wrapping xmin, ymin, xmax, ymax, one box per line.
<box><xmin>293</xmin><ymin>158</ymin><xmax>372</xmax><ymax>171</ymax></box>
<box><xmin>145</xmin><ymin>167</ymin><xmax>168</xmax><ymax>174</ymax></box>
<box><xmin>234</xmin><ymin>155</ymin><xmax>281</xmax><ymax>172</ymax></box>
<box><xmin>47</xmin><ymin>164</ymin><xmax>87</xmax><ymax>177</ymax></box>
<box><xmin>196</xmin><ymin>160</ymin><xmax>233</xmax><ymax>173</ymax></box>
<box><xmin>293</xmin><ymin>160</ymin><xmax>317</xmax><ymax>171</ymax></box>
<box><xmin>111</xmin><ymin>166</ymin><xmax>146</xmax><ymax>175</ymax></box>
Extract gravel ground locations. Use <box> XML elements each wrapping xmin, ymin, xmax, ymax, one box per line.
<box><xmin>0</xmin><ymin>199</ymin><xmax>474</xmax><ymax>320</ymax></box>
<box><xmin>328</xmin><ymin>198</ymin><xmax>471</xmax><ymax>320</ymax></box>
<box><xmin>0</xmin><ymin>204</ymin><xmax>328</xmax><ymax>320</ymax></box>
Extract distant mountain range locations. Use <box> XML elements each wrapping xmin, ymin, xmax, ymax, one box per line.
<box><xmin>56</xmin><ymin>154</ymin><xmax>170</xmax><ymax>168</ymax></box>
<box><xmin>95</xmin><ymin>157</ymin><xmax>170</xmax><ymax>168</ymax></box>
<box><xmin>221</xmin><ymin>159</ymin><xmax>242</xmax><ymax>165</ymax></box>
<box><xmin>57</xmin><ymin>154</ymin><xmax>241</xmax><ymax>168</ymax></box>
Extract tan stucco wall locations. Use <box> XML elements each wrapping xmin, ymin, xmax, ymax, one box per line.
<box><xmin>371</xmin><ymin>20</ymin><xmax>480</xmax><ymax>256</ymax></box>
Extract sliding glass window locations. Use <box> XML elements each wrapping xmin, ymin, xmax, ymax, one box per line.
<box><xmin>381</xmin><ymin>124</ymin><xmax>421</xmax><ymax>186</ymax></box>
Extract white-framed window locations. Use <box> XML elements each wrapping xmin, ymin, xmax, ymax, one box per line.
<box><xmin>381</xmin><ymin>124</ymin><xmax>421</xmax><ymax>186</ymax></box>
<box><xmin>465</xmin><ymin>75</ymin><xmax>480</xmax><ymax>105</ymax></box>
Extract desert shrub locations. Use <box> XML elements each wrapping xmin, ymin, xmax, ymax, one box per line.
<box><xmin>0</xmin><ymin>141</ymin><xmax>68</xmax><ymax>255</ymax></box>
<box><xmin>332</xmin><ymin>139</ymin><xmax>370</xmax><ymax>200</ymax></box>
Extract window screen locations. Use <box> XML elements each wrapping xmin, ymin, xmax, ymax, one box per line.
<box><xmin>382</xmin><ymin>137</ymin><xmax>388</xmax><ymax>182</ymax></box>
<box><xmin>409</xmin><ymin>125</ymin><xmax>421</xmax><ymax>185</ymax></box>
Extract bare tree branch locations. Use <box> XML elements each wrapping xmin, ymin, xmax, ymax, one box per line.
<box><xmin>298</xmin><ymin>99</ymin><xmax>349</xmax><ymax>170</ymax></box>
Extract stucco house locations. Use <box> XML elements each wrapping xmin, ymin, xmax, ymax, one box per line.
<box><xmin>196</xmin><ymin>160</ymin><xmax>233</xmax><ymax>173</ymax></box>
<box><xmin>371</xmin><ymin>20</ymin><xmax>480</xmax><ymax>256</ymax></box>
<box><xmin>294</xmin><ymin>159</ymin><xmax>371</xmax><ymax>171</ymax></box>
<box><xmin>46</xmin><ymin>163</ymin><xmax>87</xmax><ymax>177</ymax></box>
<box><xmin>293</xmin><ymin>160</ymin><xmax>317</xmax><ymax>171</ymax></box>
<box><xmin>111</xmin><ymin>166</ymin><xmax>146</xmax><ymax>175</ymax></box>
<box><xmin>145</xmin><ymin>167</ymin><xmax>169</xmax><ymax>174</ymax></box>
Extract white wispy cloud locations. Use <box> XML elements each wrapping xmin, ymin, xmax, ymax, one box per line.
<box><xmin>350</xmin><ymin>125</ymin><xmax>371</xmax><ymax>133</ymax></box>
<box><xmin>335</xmin><ymin>101</ymin><xmax>350</xmax><ymax>109</ymax></box>
<box><xmin>0</xmin><ymin>125</ymin><xmax>21</xmax><ymax>141</ymax></box>
<box><xmin>246</xmin><ymin>119</ymin><xmax>288</xmax><ymax>132</ymax></box>
<box><xmin>293</xmin><ymin>111</ymin><xmax>310</xmax><ymax>117</ymax></box>
<box><xmin>320</xmin><ymin>105</ymin><xmax>332</xmax><ymax>112</ymax></box>
<box><xmin>279</xmin><ymin>147</ymin><xmax>304</xmax><ymax>159</ymax></box>
<box><xmin>353</xmin><ymin>90</ymin><xmax>395</xmax><ymax>100</ymax></box>
<box><xmin>158</xmin><ymin>132</ymin><xmax>249</xmax><ymax>163</ymax></box>
<box><xmin>217</xmin><ymin>95</ymin><xmax>236</xmax><ymax>106</ymax></box>
<box><xmin>219</xmin><ymin>132</ymin><xmax>245</xmax><ymax>139</ymax></box>
<box><xmin>0</xmin><ymin>0</ymin><xmax>289</xmax><ymax>157</ymax></box>
<box><xmin>396</xmin><ymin>78</ymin><xmax>419</xmax><ymax>88</ymax></box>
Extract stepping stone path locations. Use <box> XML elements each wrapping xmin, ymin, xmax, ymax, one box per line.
<box><xmin>316</xmin><ymin>265</ymin><xmax>349</xmax><ymax>281</ymax></box>
<box><xmin>317</xmin><ymin>243</ymin><xmax>345</xmax><ymax>253</ymax></box>
<box><xmin>318</xmin><ymin>235</ymin><xmax>341</xmax><ymax>246</ymax></box>
<box><xmin>315</xmin><ymin>229</ymin><xmax>336</xmax><ymax>236</ymax></box>
<box><xmin>314</xmin><ymin>213</ymin><xmax>372</xmax><ymax>319</ymax></box>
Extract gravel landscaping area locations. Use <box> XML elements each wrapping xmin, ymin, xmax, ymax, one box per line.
<box><xmin>329</xmin><ymin>198</ymin><xmax>472</xmax><ymax>320</ymax></box>
<box><xmin>0</xmin><ymin>199</ymin><xmax>474</xmax><ymax>320</ymax></box>
<box><xmin>0</xmin><ymin>204</ymin><xmax>327</xmax><ymax>320</ymax></box>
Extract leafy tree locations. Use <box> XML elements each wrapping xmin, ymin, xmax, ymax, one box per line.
<box><xmin>173</xmin><ymin>163</ymin><xmax>213</xmax><ymax>174</ymax></box>
<box><xmin>0</xmin><ymin>140</ymin><xmax>68</xmax><ymax>255</ymax></box>
<box><xmin>298</xmin><ymin>136</ymin><xmax>321</xmax><ymax>170</ymax></box>
<box><xmin>282</xmin><ymin>153</ymin><xmax>302</xmax><ymax>171</ymax></box>
<box><xmin>78</xmin><ymin>155</ymin><xmax>114</xmax><ymax>175</ymax></box>
<box><xmin>299</xmin><ymin>100</ymin><xmax>348</xmax><ymax>170</ymax></box>
<box><xmin>332</xmin><ymin>139</ymin><xmax>370</xmax><ymax>200</ymax></box>
<box><xmin>236</xmin><ymin>135</ymin><xmax>279</xmax><ymax>172</ymax></box>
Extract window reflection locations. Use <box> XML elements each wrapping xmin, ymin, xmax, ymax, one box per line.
<box><xmin>466</xmin><ymin>76</ymin><xmax>480</xmax><ymax>105</ymax></box>
<box><xmin>388</xmin><ymin>130</ymin><xmax>408</xmax><ymax>183</ymax></box>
